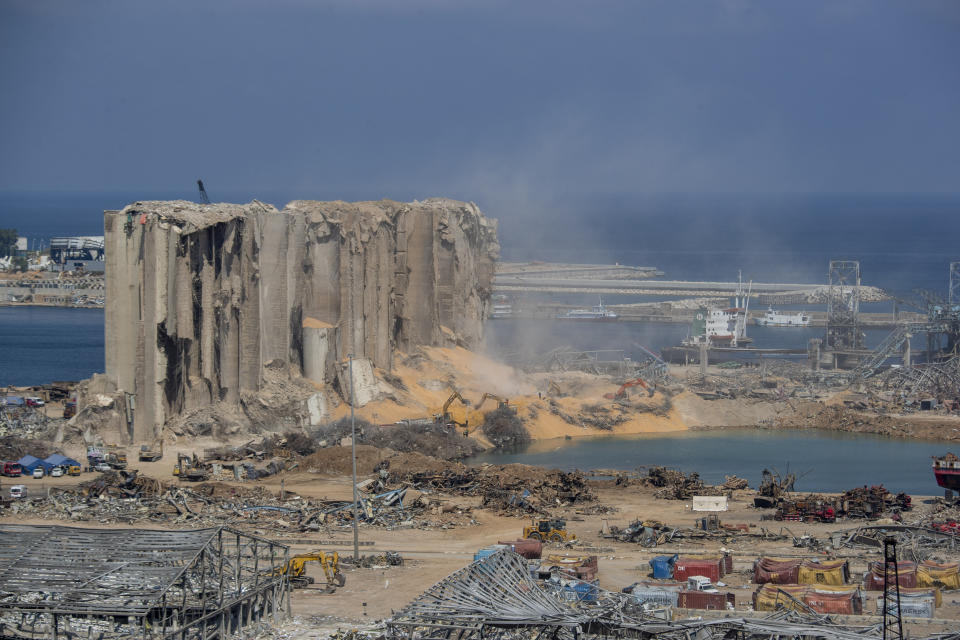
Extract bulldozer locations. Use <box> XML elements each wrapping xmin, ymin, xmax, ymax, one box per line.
<box><xmin>275</xmin><ymin>550</ymin><xmax>346</xmax><ymax>591</ymax></box>
<box><xmin>523</xmin><ymin>518</ymin><xmax>577</xmax><ymax>543</ymax></box>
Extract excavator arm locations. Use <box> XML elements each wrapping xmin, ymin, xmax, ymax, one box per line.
<box><xmin>604</xmin><ymin>378</ymin><xmax>654</xmax><ymax>400</ymax></box>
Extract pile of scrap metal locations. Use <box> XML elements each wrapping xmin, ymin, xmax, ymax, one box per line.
<box><xmin>386</xmin><ymin>549</ymin><xmax>950</xmax><ymax>640</ymax></box>
<box><xmin>839</xmin><ymin>524</ymin><xmax>960</xmax><ymax>562</ymax></box>
<box><xmin>303</xmin><ymin>486</ymin><xmax>428</xmax><ymax>528</ymax></box>
<box><xmin>837</xmin><ymin>485</ymin><xmax>911</xmax><ymax>518</ymax></box>
<box><xmin>391</xmin><ymin>465</ymin><xmax>594</xmax><ymax>514</ymax></box>
<box><xmin>602</xmin><ymin>519</ymin><xmax>679</xmax><ymax>547</ymax></box>
<box><xmin>643</xmin><ymin>466</ymin><xmax>726</xmax><ymax>500</ymax></box>
<box><xmin>341</xmin><ymin>551</ymin><xmax>404</xmax><ymax>568</ymax></box>
<box><xmin>759</xmin><ymin>485</ymin><xmax>911</xmax><ymax>523</ymax></box>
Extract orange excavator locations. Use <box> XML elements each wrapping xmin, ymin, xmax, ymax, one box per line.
<box><xmin>604</xmin><ymin>378</ymin><xmax>654</xmax><ymax>400</ymax></box>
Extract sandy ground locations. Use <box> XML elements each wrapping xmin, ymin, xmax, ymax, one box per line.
<box><xmin>6</xmin><ymin>460</ymin><xmax>960</xmax><ymax>636</ymax></box>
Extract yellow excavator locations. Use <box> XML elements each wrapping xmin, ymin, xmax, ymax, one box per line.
<box><xmin>274</xmin><ymin>550</ymin><xmax>346</xmax><ymax>592</ymax></box>
<box><xmin>434</xmin><ymin>390</ymin><xmax>470</xmax><ymax>426</ymax></box>
<box><xmin>462</xmin><ymin>393</ymin><xmax>511</xmax><ymax>435</ymax></box>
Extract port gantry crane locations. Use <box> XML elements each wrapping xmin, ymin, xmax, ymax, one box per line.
<box><xmin>197</xmin><ymin>179</ymin><xmax>211</xmax><ymax>204</ymax></box>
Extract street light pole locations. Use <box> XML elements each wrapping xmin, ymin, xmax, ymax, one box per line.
<box><xmin>349</xmin><ymin>353</ymin><xmax>359</xmax><ymax>562</ymax></box>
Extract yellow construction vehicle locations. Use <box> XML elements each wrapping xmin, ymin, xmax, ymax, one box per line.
<box><xmin>67</xmin><ymin>465</ymin><xmax>81</xmax><ymax>476</ymax></box>
<box><xmin>274</xmin><ymin>550</ymin><xmax>346</xmax><ymax>591</ymax></box>
<box><xmin>523</xmin><ymin>518</ymin><xmax>577</xmax><ymax>543</ymax></box>
<box><xmin>434</xmin><ymin>390</ymin><xmax>470</xmax><ymax>426</ymax></box>
<box><xmin>461</xmin><ymin>393</ymin><xmax>513</xmax><ymax>435</ymax></box>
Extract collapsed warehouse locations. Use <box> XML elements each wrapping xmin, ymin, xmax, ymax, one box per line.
<box><xmin>0</xmin><ymin>525</ymin><xmax>289</xmax><ymax>640</ymax></box>
<box><xmin>99</xmin><ymin>198</ymin><xmax>499</xmax><ymax>442</ymax></box>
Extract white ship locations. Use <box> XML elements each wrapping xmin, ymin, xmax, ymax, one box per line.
<box><xmin>555</xmin><ymin>297</ymin><xmax>618</xmax><ymax>321</ymax></box>
<box><xmin>681</xmin><ymin>274</ymin><xmax>754</xmax><ymax>347</ymax></box>
<box><xmin>755</xmin><ymin>307</ymin><xmax>809</xmax><ymax>327</ymax></box>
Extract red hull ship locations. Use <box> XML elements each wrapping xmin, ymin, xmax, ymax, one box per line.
<box><xmin>933</xmin><ymin>453</ymin><xmax>960</xmax><ymax>491</ymax></box>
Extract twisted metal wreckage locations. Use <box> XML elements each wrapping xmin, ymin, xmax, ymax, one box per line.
<box><xmin>387</xmin><ymin>551</ymin><xmax>960</xmax><ymax>640</ymax></box>
<box><xmin>0</xmin><ymin>525</ymin><xmax>289</xmax><ymax>640</ymax></box>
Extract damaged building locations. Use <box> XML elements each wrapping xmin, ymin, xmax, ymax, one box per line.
<box><xmin>102</xmin><ymin>198</ymin><xmax>499</xmax><ymax>442</ymax></box>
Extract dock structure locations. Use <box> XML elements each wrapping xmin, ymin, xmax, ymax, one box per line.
<box><xmin>0</xmin><ymin>525</ymin><xmax>289</xmax><ymax>640</ymax></box>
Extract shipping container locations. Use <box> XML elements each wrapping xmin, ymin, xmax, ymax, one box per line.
<box><xmin>865</xmin><ymin>561</ymin><xmax>917</xmax><ymax>590</ymax></box>
<box><xmin>754</xmin><ymin>558</ymin><xmax>802</xmax><ymax>584</ymax></box>
<box><xmin>878</xmin><ymin>598</ymin><xmax>935</xmax><ymax>619</ymax></box>
<box><xmin>626</xmin><ymin>586</ymin><xmax>680</xmax><ymax>607</ymax></box>
<box><xmin>917</xmin><ymin>561</ymin><xmax>960</xmax><ymax>590</ymax></box>
<box><xmin>798</xmin><ymin>559</ymin><xmax>849</xmax><ymax>586</ymax></box>
<box><xmin>498</xmin><ymin>538</ymin><xmax>542</xmax><ymax>559</ymax></box>
<box><xmin>804</xmin><ymin>590</ymin><xmax>861</xmax><ymax>615</ymax></box>
<box><xmin>677</xmin><ymin>590</ymin><xmax>734</xmax><ymax>610</ymax></box>
<box><xmin>674</xmin><ymin>557</ymin><xmax>723</xmax><ymax>582</ymax></box>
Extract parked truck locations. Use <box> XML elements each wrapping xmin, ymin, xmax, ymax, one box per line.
<box><xmin>1</xmin><ymin>461</ymin><xmax>22</xmax><ymax>477</ymax></box>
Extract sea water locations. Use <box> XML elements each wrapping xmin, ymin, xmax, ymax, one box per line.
<box><xmin>468</xmin><ymin>429</ymin><xmax>951</xmax><ymax>495</ymax></box>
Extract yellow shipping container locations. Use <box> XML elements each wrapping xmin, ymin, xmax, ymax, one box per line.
<box><xmin>798</xmin><ymin>560</ymin><xmax>847</xmax><ymax>586</ymax></box>
<box><xmin>916</xmin><ymin>562</ymin><xmax>960</xmax><ymax>591</ymax></box>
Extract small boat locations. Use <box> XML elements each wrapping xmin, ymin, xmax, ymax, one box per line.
<box><xmin>755</xmin><ymin>307</ymin><xmax>809</xmax><ymax>327</ymax></box>
<box><xmin>555</xmin><ymin>298</ymin><xmax>618</xmax><ymax>321</ymax></box>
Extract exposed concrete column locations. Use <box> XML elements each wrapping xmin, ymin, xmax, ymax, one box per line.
<box><xmin>302</xmin><ymin>321</ymin><xmax>337</xmax><ymax>384</ymax></box>
<box><xmin>904</xmin><ymin>333</ymin><xmax>912</xmax><ymax>369</ymax></box>
<box><xmin>699</xmin><ymin>342</ymin><xmax>708</xmax><ymax>375</ymax></box>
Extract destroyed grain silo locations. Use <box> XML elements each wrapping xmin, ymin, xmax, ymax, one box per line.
<box><xmin>100</xmin><ymin>198</ymin><xmax>499</xmax><ymax>441</ymax></box>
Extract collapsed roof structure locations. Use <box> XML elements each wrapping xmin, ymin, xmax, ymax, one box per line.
<box><xmin>388</xmin><ymin>550</ymin><xmax>960</xmax><ymax>640</ymax></box>
<box><xmin>0</xmin><ymin>525</ymin><xmax>288</xmax><ymax>640</ymax></box>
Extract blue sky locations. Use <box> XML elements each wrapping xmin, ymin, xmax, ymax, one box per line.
<box><xmin>1</xmin><ymin>0</ymin><xmax>959</xmax><ymax>203</ymax></box>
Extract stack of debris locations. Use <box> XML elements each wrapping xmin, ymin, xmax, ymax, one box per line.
<box><xmin>643</xmin><ymin>467</ymin><xmax>726</xmax><ymax>500</ymax></box>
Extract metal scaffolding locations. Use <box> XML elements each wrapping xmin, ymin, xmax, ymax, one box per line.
<box><xmin>826</xmin><ymin>260</ymin><xmax>863</xmax><ymax>352</ymax></box>
<box><xmin>0</xmin><ymin>524</ymin><xmax>288</xmax><ymax>640</ymax></box>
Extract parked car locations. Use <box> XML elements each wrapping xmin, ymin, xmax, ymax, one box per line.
<box><xmin>9</xmin><ymin>485</ymin><xmax>27</xmax><ymax>499</ymax></box>
<box><xmin>50</xmin><ymin>466</ymin><xmax>63</xmax><ymax>478</ymax></box>
<box><xmin>94</xmin><ymin>462</ymin><xmax>112</xmax><ymax>472</ymax></box>
<box><xmin>25</xmin><ymin>397</ymin><xmax>45</xmax><ymax>407</ymax></box>
<box><xmin>32</xmin><ymin>468</ymin><xmax>44</xmax><ymax>479</ymax></box>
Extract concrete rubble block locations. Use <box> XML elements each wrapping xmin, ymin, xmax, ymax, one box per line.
<box><xmin>336</xmin><ymin>357</ymin><xmax>394</xmax><ymax>407</ymax></box>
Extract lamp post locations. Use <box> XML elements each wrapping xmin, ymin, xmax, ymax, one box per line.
<box><xmin>348</xmin><ymin>353</ymin><xmax>359</xmax><ymax>561</ymax></box>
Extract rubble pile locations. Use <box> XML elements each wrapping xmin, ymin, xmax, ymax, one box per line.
<box><xmin>0</xmin><ymin>409</ymin><xmax>60</xmax><ymax>441</ymax></box>
<box><xmin>383</xmin><ymin>454</ymin><xmax>594</xmax><ymax>514</ymax></box>
<box><xmin>0</xmin><ymin>434</ymin><xmax>59</xmax><ymax>460</ymax></box>
<box><xmin>642</xmin><ymin>466</ymin><xmax>726</xmax><ymax>500</ymax></box>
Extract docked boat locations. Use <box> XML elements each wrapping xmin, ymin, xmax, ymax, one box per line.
<box><xmin>661</xmin><ymin>274</ymin><xmax>755</xmax><ymax>363</ymax></box>
<box><xmin>755</xmin><ymin>307</ymin><xmax>810</xmax><ymax>327</ymax></box>
<box><xmin>933</xmin><ymin>453</ymin><xmax>960</xmax><ymax>491</ymax></box>
<box><xmin>555</xmin><ymin>298</ymin><xmax>618</xmax><ymax>321</ymax></box>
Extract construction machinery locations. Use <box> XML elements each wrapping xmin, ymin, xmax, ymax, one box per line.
<box><xmin>434</xmin><ymin>391</ymin><xmax>470</xmax><ymax>426</ymax></box>
<box><xmin>461</xmin><ymin>393</ymin><xmax>513</xmax><ymax>436</ymax></box>
<box><xmin>274</xmin><ymin>550</ymin><xmax>346</xmax><ymax>591</ymax></box>
<box><xmin>104</xmin><ymin>448</ymin><xmax>128</xmax><ymax>470</ymax></box>
<box><xmin>138</xmin><ymin>442</ymin><xmax>163</xmax><ymax>462</ymax></box>
<box><xmin>173</xmin><ymin>453</ymin><xmax>210</xmax><ymax>481</ymax></box>
<box><xmin>523</xmin><ymin>518</ymin><xmax>577</xmax><ymax>543</ymax></box>
<box><xmin>603</xmin><ymin>378</ymin><xmax>653</xmax><ymax>400</ymax></box>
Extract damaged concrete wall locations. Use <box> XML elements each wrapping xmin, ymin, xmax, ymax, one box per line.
<box><xmin>104</xmin><ymin>198</ymin><xmax>499</xmax><ymax>441</ymax></box>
